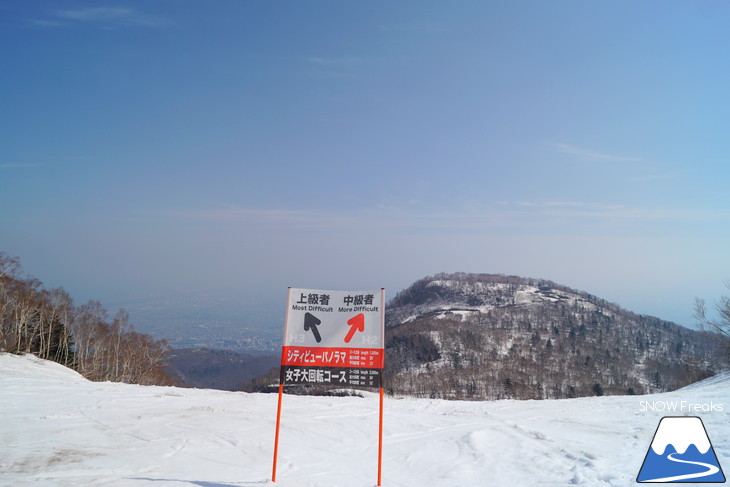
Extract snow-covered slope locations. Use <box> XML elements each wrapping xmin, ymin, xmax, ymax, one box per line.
<box><xmin>1</xmin><ymin>353</ymin><xmax>728</xmax><ymax>486</ymax></box>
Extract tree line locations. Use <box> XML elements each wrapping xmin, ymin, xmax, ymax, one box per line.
<box><xmin>0</xmin><ymin>252</ymin><xmax>175</xmax><ymax>386</ymax></box>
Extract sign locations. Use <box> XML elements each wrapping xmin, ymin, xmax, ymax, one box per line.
<box><xmin>637</xmin><ymin>416</ymin><xmax>725</xmax><ymax>483</ymax></box>
<box><xmin>272</xmin><ymin>287</ymin><xmax>387</xmax><ymax>485</ymax></box>
<box><xmin>280</xmin><ymin>288</ymin><xmax>385</xmax><ymax>388</ymax></box>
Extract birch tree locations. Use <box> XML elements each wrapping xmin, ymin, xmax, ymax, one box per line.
<box><xmin>695</xmin><ymin>282</ymin><xmax>730</xmax><ymax>366</ymax></box>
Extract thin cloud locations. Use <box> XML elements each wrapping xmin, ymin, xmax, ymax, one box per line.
<box><xmin>308</xmin><ymin>57</ymin><xmax>361</xmax><ymax>66</ymax></box>
<box><xmin>552</xmin><ymin>143</ymin><xmax>642</xmax><ymax>163</ymax></box>
<box><xmin>32</xmin><ymin>7</ymin><xmax>168</xmax><ymax>29</ymax></box>
<box><xmin>379</xmin><ymin>20</ymin><xmax>448</xmax><ymax>33</ymax></box>
<box><xmin>177</xmin><ymin>205</ymin><xmax>485</xmax><ymax>232</ymax></box>
<box><xmin>627</xmin><ymin>173</ymin><xmax>678</xmax><ymax>183</ymax></box>
<box><xmin>307</xmin><ymin>70</ymin><xmax>358</xmax><ymax>80</ymax></box>
<box><xmin>0</xmin><ymin>163</ymin><xmax>45</xmax><ymax>169</ymax></box>
<box><xmin>26</xmin><ymin>19</ymin><xmax>66</xmax><ymax>28</ymax></box>
<box><xmin>180</xmin><ymin>207</ymin><xmax>352</xmax><ymax>230</ymax></box>
<box><xmin>514</xmin><ymin>201</ymin><xmax>585</xmax><ymax>208</ymax></box>
<box><xmin>499</xmin><ymin>200</ymin><xmax>729</xmax><ymax>223</ymax></box>
<box><xmin>306</xmin><ymin>57</ymin><xmax>361</xmax><ymax>80</ymax></box>
<box><xmin>176</xmin><ymin>201</ymin><xmax>730</xmax><ymax>237</ymax></box>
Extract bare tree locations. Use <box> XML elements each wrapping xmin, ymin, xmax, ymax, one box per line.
<box><xmin>48</xmin><ymin>288</ymin><xmax>75</xmax><ymax>366</ymax></box>
<box><xmin>0</xmin><ymin>251</ymin><xmax>175</xmax><ymax>386</ymax></box>
<box><xmin>0</xmin><ymin>252</ymin><xmax>20</xmax><ymax>281</ymax></box>
<box><xmin>0</xmin><ymin>253</ymin><xmax>22</xmax><ymax>351</ymax></box>
<box><xmin>695</xmin><ymin>281</ymin><xmax>730</xmax><ymax>366</ymax></box>
<box><xmin>73</xmin><ymin>300</ymin><xmax>108</xmax><ymax>378</ymax></box>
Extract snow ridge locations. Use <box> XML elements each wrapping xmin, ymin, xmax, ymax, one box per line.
<box><xmin>386</xmin><ymin>273</ymin><xmax>602</xmax><ymax>327</ymax></box>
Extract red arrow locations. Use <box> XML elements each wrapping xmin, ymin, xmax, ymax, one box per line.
<box><xmin>344</xmin><ymin>313</ymin><xmax>365</xmax><ymax>343</ymax></box>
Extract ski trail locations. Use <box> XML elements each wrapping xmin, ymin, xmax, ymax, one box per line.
<box><xmin>640</xmin><ymin>452</ymin><xmax>720</xmax><ymax>483</ymax></box>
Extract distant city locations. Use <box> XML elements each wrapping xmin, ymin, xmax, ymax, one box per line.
<box><xmin>106</xmin><ymin>293</ymin><xmax>282</xmax><ymax>352</ymax></box>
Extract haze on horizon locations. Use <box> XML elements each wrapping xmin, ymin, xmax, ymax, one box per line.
<box><xmin>2</xmin><ymin>1</ymin><xmax>729</xmax><ymax>331</ymax></box>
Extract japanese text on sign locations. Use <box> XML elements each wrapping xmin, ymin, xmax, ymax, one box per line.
<box><xmin>281</xmin><ymin>288</ymin><xmax>385</xmax><ymax>388</ymax></box>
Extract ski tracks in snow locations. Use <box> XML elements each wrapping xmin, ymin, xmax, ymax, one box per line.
<box><xmin>4</xmin><ymin>355</ymin><xmax>729</xmax><ymax>487</ymax></box>
<box><xmin>382</xmin><ymin>398</ymin><xmax>630</xmax><ymax>487</ymax></box>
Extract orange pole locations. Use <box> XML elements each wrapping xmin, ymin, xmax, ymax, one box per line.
<box><xmin>377</xmin><ymin>288</ymin><xmax>385</xmax><ymax>486</ymax></box>
<box><xmin>377</xmin><ymin>385</ymin><xmax>384</xmax><ymax>486</ymax></box>
<box><xmin>273</xmin><ymin>288</ymin><xmax>292</xmax><ymax>482</ymax></box>
<box><xmin>272</xmin><ymin>383</ymin><xmax>284</xmax><ymax>482</ymax></box>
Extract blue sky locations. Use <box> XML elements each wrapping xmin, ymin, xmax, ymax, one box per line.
<box><xmin>1</xmin><ymin>1</ymin><xmax>729</xmax><ymax>328</ymax></box>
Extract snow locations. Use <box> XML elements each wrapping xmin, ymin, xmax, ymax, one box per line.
<box><xmin>650</xmin><ymin>417</ymin><xmax>712</xmax><ymax>455</ymax></box>
<box><xmin>1</xmin><ymin>352</ymin><xmax>728</xmax><ymax>486</ymax></box>
<box><xmin>396</xmin><ymin>279</ymin><xmax>603</xmax><ymax>326</ymax></box>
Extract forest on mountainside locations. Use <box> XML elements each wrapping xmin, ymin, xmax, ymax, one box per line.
<box><xmin>0</xmin><ymin>251</ymin><xmax>175</xmax><ymax>386</ymax></box>
<box><xmin>383</xmin><ymin>273</ymin><xmax>721</xmax><ymax>401</ymax></box>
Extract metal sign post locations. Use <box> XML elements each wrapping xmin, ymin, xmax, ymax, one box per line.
<box><xmin>272</xmin><ymin>287</ymin><xmax>385</xmax><ymax>485</ymax></box>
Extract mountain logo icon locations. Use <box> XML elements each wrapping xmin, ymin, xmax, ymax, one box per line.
<box><xmin>637</xmin><ymin>416</ymin><xmax>725</xmax><ymax>483</ymax></box>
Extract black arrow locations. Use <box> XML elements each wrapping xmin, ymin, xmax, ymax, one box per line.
<box><xmin>304</xmin><ymin>312</ymin><xmax>322</xmax><ymax>343</ymax></box>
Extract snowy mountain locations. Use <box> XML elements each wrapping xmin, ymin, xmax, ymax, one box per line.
<box><xmin>2</xmin><ymin>352</ymin><xmax>728</xmax><ymax>487</ymax></box>
<box><xmin>384</xmin><ymin>273</ymin><xmax>719</xmax><ymax>400</ymax></box>
<box><xmin>385</xmin><ymin>272</ymin><xmax>604</xmax><ymax>325</ymax></box>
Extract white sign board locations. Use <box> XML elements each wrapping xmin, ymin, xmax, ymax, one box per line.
<box><xmin>280</xmin><ymin>288</ymin><xmax>385</xmax><ymax>388</ymax></box>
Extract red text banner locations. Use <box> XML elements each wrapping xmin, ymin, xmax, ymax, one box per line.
<box><xmin>282</xmin><ymin>346</ymin><xmax>384</xmax><ymax>369</ymax></box>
